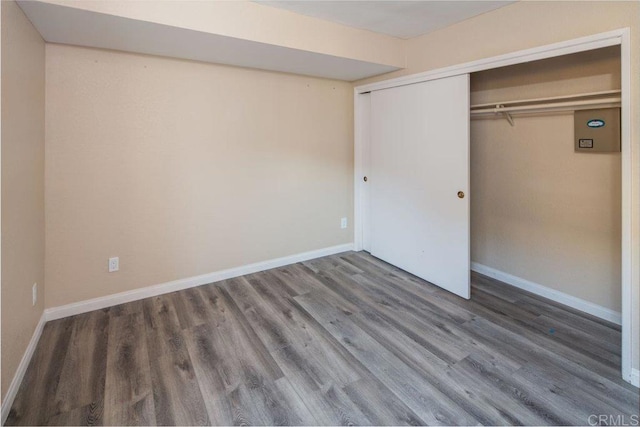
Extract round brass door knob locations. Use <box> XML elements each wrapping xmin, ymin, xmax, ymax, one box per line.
<box><xmin>457</xmin><ymin>191</ymin><xmax>465</xmax><ymax>199</ymax></box>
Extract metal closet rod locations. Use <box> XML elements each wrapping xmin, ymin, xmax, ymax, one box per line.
<box><xmin>469</xmin><ymin>90</ymin><xmax>621</xmax><ymax>127</ymax></box>
<box><xmin>470</xmin><ymin>89</ymin><xmax>620</xmax><ymax>109</ymax></box>
<box><xmin>470</xmin><ymin>97</ymin><xmax>621</xmax><ymax>115</ymax></box>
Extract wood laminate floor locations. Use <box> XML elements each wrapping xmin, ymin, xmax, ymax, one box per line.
<box><xmin>6</xmin><ymin>251</ymin><xmax>639</xmax><ymax>426</ymax></box>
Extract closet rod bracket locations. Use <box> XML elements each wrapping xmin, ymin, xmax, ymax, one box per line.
<box><xmin>493</xmin><ymin>104</ymin><xmax>515</xmax><ymax>127</ymax></box>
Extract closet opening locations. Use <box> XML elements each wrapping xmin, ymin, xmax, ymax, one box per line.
<box><xmin>469</xmin><ymin>45</ymin><xmax>623</xmax><ymax>358</ymax></box>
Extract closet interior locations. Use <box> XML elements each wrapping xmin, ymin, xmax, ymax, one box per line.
<box><xmin>469</xmin><ymin>45</ymin><xmax>622</xmax><ymax>319</ymax></box>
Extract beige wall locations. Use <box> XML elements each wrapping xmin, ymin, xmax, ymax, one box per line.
<box><xmin>356</xmin><ymin>1</ymin><xmax>639</xmax><ymax>372</ymax></box>
<box><xmin>1</xmin><ymin>0</ymin><xmax>46</xmax><ymax>401</ymax></box>
<box><xmin>471</xmin><ymin>47</ymin><xmax>622</xmax><ymax>312</ymax></box>
<box><xmin>470</xmin><ymin>47</ymin><xmax>621</xmax><ymax>105</ymax></box>
<box><xmin>357</xmin><ymin>1</ymin><xmax>638</xmax><ymax>86</ymax></box>
<box><xmin>471</xmin><ymin>114</ymin><xmax>621</xmax><ymax>310</ymax></box>
<box><xmin>45</xmin><ymin>44</ymin><xmax>354</xmax><ymax>308</ymax></box>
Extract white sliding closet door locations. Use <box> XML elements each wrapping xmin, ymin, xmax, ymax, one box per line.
<box><xmin>370</xmin><ymin>74</ymin><xmax>470</xmax><ymax>299</ymax></box>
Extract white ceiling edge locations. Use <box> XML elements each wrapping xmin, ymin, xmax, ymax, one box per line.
<box><xmin>18</xmin><ymin>1</ymin><xmax>401</xmax><ymax>81</ymax></box>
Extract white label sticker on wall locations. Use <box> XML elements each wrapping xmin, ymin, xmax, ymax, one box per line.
<box><xmin>587</xmin><ymin>119</ymin><xmax>605</xmax><ymax>128</ymax></box>
<box><xmin>579</xmin><ymin>139</ymin><xmax>594</xmax><ymax>148</ymax></box>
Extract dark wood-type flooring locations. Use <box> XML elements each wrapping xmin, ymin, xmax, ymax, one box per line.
<box><xmin>7</xmin><ymin>251</ymin><xmax>639</xmax><ymax>425</ymax></box>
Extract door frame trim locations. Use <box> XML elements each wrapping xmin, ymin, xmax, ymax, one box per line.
<box><xmin>353</xmin><ymin>28</ymin><xmax>636</xmax><ymax>386</ymax></box>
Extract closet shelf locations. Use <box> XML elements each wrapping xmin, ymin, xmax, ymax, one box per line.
<box><xmin>470</xmin><ymin>90</ymin><xmax>621</xmax><ymax>126</ymax></box>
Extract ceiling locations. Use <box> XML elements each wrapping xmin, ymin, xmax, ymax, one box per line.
<box><xmin>18</xmin><ymin>1</ymin><xmax>400</xmax><ymax>81</ymax></box>
<box><xmin>256</xmin><ymin>1</ymin><xmax>516</xmax><ymax>39</ymax></box>
<box><xmin>18</xmin><ymin>1</ymin><xmax>516</xmax><ymax>81</ymax></box>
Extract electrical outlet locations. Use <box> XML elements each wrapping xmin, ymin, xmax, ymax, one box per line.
<box><xmin>32</xmin><ymin>283</ymin><xmax>37</xmax><ymax>306</ymax></box>
<box><xmin>341</xmin><ymin>217</ymin><xmax>348</xmax><ymax>229</ymax></box>
<box><xmin>108</xmin><ymin>257</ymin><xmax>119</xmax><ymax>272</ymax></box>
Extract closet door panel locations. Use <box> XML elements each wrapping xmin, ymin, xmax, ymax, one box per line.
<box><xmin>370</xmin><ymin>74</ymin><xmax>470</xmax><ymax>299</ymax></box>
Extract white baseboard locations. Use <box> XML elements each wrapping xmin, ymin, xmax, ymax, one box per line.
<box><xmin>7</xmin><ymin>248</ymin><xmax>629</xmax><ymax>418</ymax></box>
<box><xmin>44</xmin><ymin>243</ymin><xmax>354</xmax><ymax>322</ymax></box>
<box><xmin>1</xmin><ymin>313</ymin><xmax>46</xmax><ymax>425</ymax></box>
<box><xmin>631</xmin><ymin>369</ymin><xmax>640</xmax><ymax>388</ymax></box>
<box><xmin>471</xmin><ymin>262</ymin><xmax>622</xmax><ymax>325</ymax></box>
